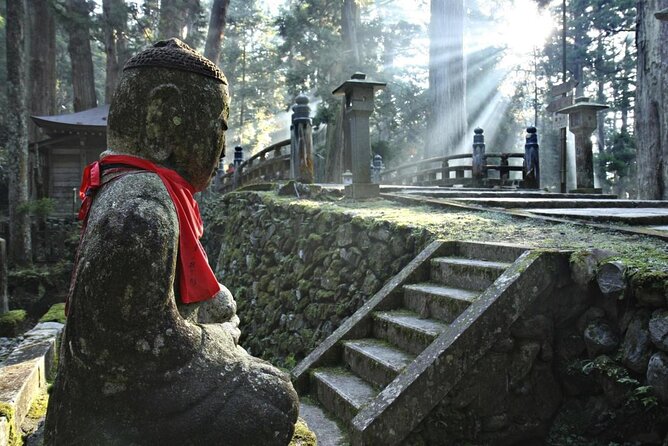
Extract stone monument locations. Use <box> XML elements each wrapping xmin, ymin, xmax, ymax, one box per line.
<box><xmin>44</xmin><ymin>39</ymin><xmax>299</xmax><ymax>445</ymax></box>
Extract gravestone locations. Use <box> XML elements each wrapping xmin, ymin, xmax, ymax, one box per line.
<box><xmin>44</xmin><ymin>39</ymin><xmax>299</xmax><ymax>445</ymax></box>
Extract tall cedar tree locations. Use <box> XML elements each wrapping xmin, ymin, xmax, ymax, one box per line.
<box><xmin>636</xmin><ymin>0</ymin><xmax>668</xmax><ymax>199</ymax></box>
<box><xmin>204</xmin><ymin>0</ymin><xmax>230</xmax><ymax>66</ymax></box>
<box><xmin>428</xmin><ymin>0</ymin><xmax>467</xmax><ymax>157</ymax></box>
<box><xmin>6</xmin><ymin>0</ymin><xmax>32</xmax><ymax>265</ymax></box>
<box><xmin>65</xmin><ymin>0</ymin><xmax>98</xmax><ymax>111</ymax></box>
<box><xmin>102</xmin><ymin>0</ymin><xmax>129</xmax><ymax>103</ymax></box>
<box><xmin>28</xmin><ymin>0</ymin><xmax>56</xmax><ymax>199</ymax></box>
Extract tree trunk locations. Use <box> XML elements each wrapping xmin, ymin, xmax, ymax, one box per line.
<box><xmin>6</xmin><ymin>0</ymin><xmax>33</xmax><ymax>265</ymax></box>
<box><xmin>65</xmin><ymin>0</ymin><xmax>98</xmax><ymax>111</ymax></box>
<box><xmin>203</xmin><ymin>0</ymin><xmax>230</xmax><ymax>65</ymax></box>
<box><xmin>342</xmin><ymin>0</ymin><xmax>360</xmax><ymax>69</ymax></box>
<box><xmin>635</xmin><ymin>0</ymin><xmax>668</xmax><ymax>199</ymax></box>
<box><xmin>159</xmin><ymin>0</ymin><xmax>187</xmax><ymax>40</ymax></box>
<box><xmin>427</xmin><ymin>0</ymin><xmax>467</xmax><ymax>157</ymax></box>
<box><xmin>27</xmin><ymin>0</ymin><xmax>56</xmax><ymax>200</ymax></box>
<box><xmin>28</xmin><ymin>0</ymin><xmax>56</xmax><ymax>139</ymax></box>
<box><xmin>102</xmin><ymin>0</ymin><xmax>128</xmax><ymax>103</ymax></box>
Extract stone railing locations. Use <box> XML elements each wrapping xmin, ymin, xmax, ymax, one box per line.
<box><xmin>380</xmin><ymin>127</ymin><xmax>540</xmax><ymax>189</ymax></box>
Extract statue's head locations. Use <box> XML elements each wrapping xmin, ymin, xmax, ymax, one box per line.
<box><xmin>107</xmin><ymin>39</ymin><xmax>229</xmax><ymax>191</ymax></box>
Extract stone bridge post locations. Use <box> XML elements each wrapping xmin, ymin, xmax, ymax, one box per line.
<box><xmin>523</xmin><ymin>126</ymin><xmax>540</xmax><ymax>189</ymax></box>
<box><xmin>290</xmin><ymin>94</ymin><xmax>314</xmax><ymax>183</ymax></box>
<box><xmin>472</xmin><ymin>128</ymin><xmax>486</xmax><ymax>187</ymax></box>
<box><xmin>232</xmin><ymin>145</ymin><xmax>244</xmax><ymax>189</ymax></box>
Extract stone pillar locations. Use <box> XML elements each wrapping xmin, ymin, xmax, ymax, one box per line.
<box><xmin>0</xmin><ymin>238</ymin><xmax>7</xmax><ymax>314</ymax></box>
<box><xmin>471</xmin><ymin>128</ymin><xmax>486</xmax><ymax>187</ymax></box>
<box><xmin>523</xmin><ymin>126</ymin><xmax>540</xmax><ymax>189</ymax></box>
<box><xmin>333</xmin><ymin>73</ymin><xmax>386</xmax><ymax>199</ymax></box>
<box><xmin>558</xmin><ymin>97</ymin><xmax>608</xmax><ymax>193</ymax></box>
<box><xmin>290</xmin><ymin>94</ymin><xmax>314</xmax><ymax>183</ymax></box>
<box><xmin>233</xmin><ymin>145</ymin><xmax>244</xmax><ymax>189</ymax></box>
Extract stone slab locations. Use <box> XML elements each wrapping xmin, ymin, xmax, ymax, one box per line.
<box><xmin>345</xmin><ymin>183</ymin><xmax>380</xmax><ymax>199</ymax></box>
<box><xmin>299</xmin><ymin>401</ymin><xmax>348</xmax><ymax>446</ymax></box>
<box><xmin>447</xmin><ymin>198</ymin><xmax>668</xmax><ymax>210</ymax></box>
<box><xmin>525</xmin><ymin>208</ymin><xmax>668</xmax><ymax>225</ymax></box>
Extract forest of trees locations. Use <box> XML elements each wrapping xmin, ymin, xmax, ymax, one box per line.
<box><xmin>0</xmin><ymin>0</ymin><xmax>666</xmax><ymax>263</ymax></box>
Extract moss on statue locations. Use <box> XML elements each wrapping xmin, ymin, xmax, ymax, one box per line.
<box><xmin>39</xmin><ymin>303</ymin><xmax>66</xmax><ymax>324</ymax></box>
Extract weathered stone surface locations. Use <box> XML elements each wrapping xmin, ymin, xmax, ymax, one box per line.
<box><xmin>511</xmin><ymin>314</ymin><xmax>554</xmax><ymax>341</ymax></box>
<box><xmin>596</xmin><ymin>261</ymin><xmax>627</xmax><ymax>297</ymax></box>
<box><xmin>646</xmin><ymin>352</ymin><xmax>668</xmax><ymax>404</ymax></box>
<box><xmin>576</xmin><ymin>306</ymin><xmax>605</xmax><ymax>333</ymax></box>
<box><xmin>584</xmin><ymin>320</ymin><xmax>619</xmax><ymax>357</ymax></box>
<box><xmin>44</xmin><ymin>45</ymin><xmax>298</xmax><ymax>446</ymax></box>
<box><xmin>649</xmin><ymin>309</ymin><xmax>668</xmax><ymax>352</ymax></box>
<box><xmin>635</xmin><ymin>286</ymin><xmax>666</xmax><ymax>307</ymax></box>
<box><xmin>621</xmin><ymin>310</ymin><xmax>652</xmax><ymax>374</ymax></box>
<box><xmin>570</xmin><ymin>249</ymin><xmax>615</xmax><ymax>287</ymax></box>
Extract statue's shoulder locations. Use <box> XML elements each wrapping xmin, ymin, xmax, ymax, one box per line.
<box><xmin>87</xmin><ymin>171</ymin><xmax>179</xmax><ymax>238</ymax></box>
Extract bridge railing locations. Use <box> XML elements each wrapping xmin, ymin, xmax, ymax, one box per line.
<box><xmin>218</xmin><ymin>139</ymin><xmax>291</xmax><ymax>194</ymax></box>
<box><xmin>380</xmin><ymin>127</ymin><xmax>540</xmax><ymax>189</ymax></box>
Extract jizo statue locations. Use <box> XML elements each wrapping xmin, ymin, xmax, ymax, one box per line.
<box><xmin>44</xmin><ymin>39</ymin><xmax>299</xmax><ymax>445</ymax></box>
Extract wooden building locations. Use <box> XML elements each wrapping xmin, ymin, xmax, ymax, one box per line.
<box><xmin>31</xmin><ymin>105</ymin><xmax>108</xmax><ymax>215</ymax></box>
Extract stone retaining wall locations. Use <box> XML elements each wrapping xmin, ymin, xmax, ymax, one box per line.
<box><xmin>203</xmin><ymin>192</ymin><xmax>668</xmax><ymax>444</ymax></box>
<box><xmin>202</xmin><ymin>191</ymin><xmax>431</xmax><ymax>367</ymax></box>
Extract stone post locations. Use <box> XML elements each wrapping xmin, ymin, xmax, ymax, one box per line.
<box><xmin>233</xmin><ymin>145</ymin><xmax>244</xmax><ymax>189</ymax></box>
<box><xmin>557</xmin><ymin>97</ymin><xmax>608</xmax><ymax>193</ymax></box>
<box><xmin>523</xmin><ymin>126</ymin><xmax>540</xmax><ymax>189</ymax></box>
<box><xmin>471</xmin><ymin>128</ymin><xmax>486</xmax><ymax>187</ymax></box>
<box><xmin>371</xmin><ymin>154</ymin><xmax>383</xmax><ymax>184</ymax></box>
<box><xmin>0</xmin><ymin>238</ymin><xmax>7</xmax><ymax>314</ymax></box>
<box><xmin>290</xmin><ymin>94</ymin><xmax>314</xmax><ymax>183</ymax></box>
<box><xmin>333</xmin><ymin>73</ymin><xmax>386</xmax><ymax>199</ymax></box>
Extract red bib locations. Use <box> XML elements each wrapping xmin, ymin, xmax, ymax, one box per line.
<box><xmin>78</xmin><ymin>154</ymin><xmax>221</xmax><ymax>304</ymax></box>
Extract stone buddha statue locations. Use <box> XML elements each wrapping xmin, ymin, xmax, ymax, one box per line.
<box><xmin>44</xmin><ymin>39</ymin><xmax>299</xmax><ymax>445</ymax></box>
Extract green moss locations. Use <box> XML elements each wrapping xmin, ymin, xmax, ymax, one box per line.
<box><xmin>0</xmin><ymin>310</ymin><xmax>27</xmax><ymax>337</ymax></box>
<box><xmin>26</xmin><ymin>391</ymin><xmax>49</xmax><ymax>420</ymax></box>
<box><xmin>289</xmin><ymin>418</ymin><xmax>317</xmax><ymax>446</ymax></box>
<box><xmin>0</xmin><ymin>402</ymin><xmax>22</xmax><ymax>446</ymax></box>
<box><xmin>39</xmin><ymin>303</ymin><xmax>66</xmax><ymax>324</ymax></box>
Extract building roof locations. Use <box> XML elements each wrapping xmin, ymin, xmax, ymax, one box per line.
<box><xmin>31</xmin><ymin>105</ymin><xmax>109</xmax><ymax>135</ymax></box>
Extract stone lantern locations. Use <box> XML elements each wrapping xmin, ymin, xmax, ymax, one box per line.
<box><xmin>333</xmin><ymin>73</ymin><xmax>386</xmax><ymax>199</ymax></box>
<box><xmin>557</xmin><ymin>97</ymin><xmax>608</xmax><ymax>193</ymax></box>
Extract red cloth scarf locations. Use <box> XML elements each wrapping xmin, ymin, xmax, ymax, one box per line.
<box><xmin>78</xmin><ymin>154</ymin><xmax>220</xmax><ymax>304</ymax></box>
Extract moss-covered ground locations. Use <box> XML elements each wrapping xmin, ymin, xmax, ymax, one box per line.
<box><xmin>38</xmin><ymin>303</ymin><xmax>66</xmax><ymax>324</ymax></box>
<box><xmin>269</xmin><ymin>194</ymin><xmax>668</xmax><ymax>271</ymax></box>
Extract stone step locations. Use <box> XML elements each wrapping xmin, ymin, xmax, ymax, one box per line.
<box><xmin>403</xmin><ymin>283</ymin><xmax>477</xmax><ymax>323</ymax></box>
<box><xmin>372</xmin><ymin>310</ymin><xmax>447</xmax><ymax>355</ymax></box>
<box><xmin>299</xmin><ymin>399</ymin><xmax>349</xmax><ymax>446</ymax></box>
<box><xmin>312</xmin><ymin>367</ymin><xmax>378</xmax><ymax>426</ymax></box>
<box><xmin>448</xmin><ymin>241</ymin><xmax>527</xmax><ymax>264</ymax></box>
<box><xmin>343</xmin><ymin>339</ymin><xmax>415</xmax><ymax>388</ymax></box>
<box><xmin>0</xmin><ymin>322</ymin><xmax>63</xmax><ymax>446</ymax></box>
<box><xmin>430</xmin><ymin>257</ymin><xmax>510</xmax><ymax>291</ymax></box>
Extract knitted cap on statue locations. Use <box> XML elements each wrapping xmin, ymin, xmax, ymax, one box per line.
<box><xmin>44</xmin><ymin>39</ymin><xmax>299</xmax><ymax>446</ymax></box>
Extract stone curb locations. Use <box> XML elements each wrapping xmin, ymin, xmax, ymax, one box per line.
<box><xmin>0</xmin><ymin>322</ymin><xmax>64</xmax><ymax>446</ymax></box>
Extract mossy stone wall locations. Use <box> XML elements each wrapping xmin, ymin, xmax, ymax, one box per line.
<box><xmin>202</xmin><ymin>192</ymin><xmax>430</xmax><ymax>367</ymax></box>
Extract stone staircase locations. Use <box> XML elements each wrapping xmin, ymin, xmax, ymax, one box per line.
<box><xmin>293</xmin><ymin>240</ymin><xmax>561</xmax><ymax>445</ymax></box>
